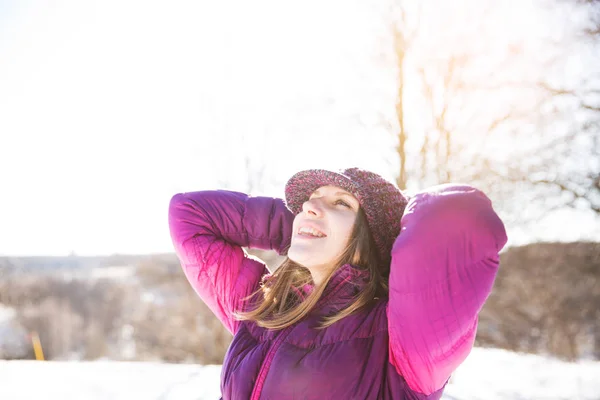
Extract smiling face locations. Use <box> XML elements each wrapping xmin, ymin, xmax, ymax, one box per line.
<box><xmin>287</xmin><ymin>185</ymin><xmax>360</xmax><ymax>286</ymax></box>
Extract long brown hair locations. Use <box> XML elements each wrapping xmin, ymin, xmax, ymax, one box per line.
<box><xmin>234</xmin><ymin>208</ymin><xmax>387</xmax><ymax>330</ymax></box>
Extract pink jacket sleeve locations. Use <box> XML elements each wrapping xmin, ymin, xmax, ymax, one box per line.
<box><xmin>387</xmin><ymin>184</ymin><xmax>507</xmax><ymax>395</ymax></box>
<box><xmin>168</xmin><ymin>190</ymin><xmax>294</xmax><ymax>335</ymax></box>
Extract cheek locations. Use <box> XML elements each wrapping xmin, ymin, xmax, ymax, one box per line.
<box><xmin>331</xmin><ymin>218</ymin><xmax>355</xmax><ymax>246</ymax></box>
<box><xmin>290</xmin><ymin>217</ymin><xmax>302</xmax><ymax>239</ymax></box>
<box><xmin>342</xmin><ymin>214</ymin><xmax>357</xmax><ymax>237</ymax></box>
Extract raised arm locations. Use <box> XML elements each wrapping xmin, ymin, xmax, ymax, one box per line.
<box><xmin>168</xmin><ymin>190</ymin><xmax>294</xmax><ymax>334</ymax></box>
<box><xmin>387</xmin><ymin>184</ymin><xmax>507</xmax><ymax>395</ymax></box>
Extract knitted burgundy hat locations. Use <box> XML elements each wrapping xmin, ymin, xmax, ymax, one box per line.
<box><xmin>284</xmin><ymin>167</ymin><xmax>408</xmax><ymax>266</ymax></box>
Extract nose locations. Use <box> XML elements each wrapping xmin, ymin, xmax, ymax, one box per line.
<box><xmin>302</xmin><ymin>198</ymin><xmax>324</xmax><ymax>217</ymax></box>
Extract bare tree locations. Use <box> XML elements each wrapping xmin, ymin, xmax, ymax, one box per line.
<box><xmin>391</xmin><ymin>9</ymin><xmax>411</xmax><ymax>190</ymax></box>
<box><xmin>387</xmin><ymin>0</ymin><xmax>526</xmax><ymax>191</ymax></box>
<box><xmin>387</xmin><ymin>0</ymin><xmax>600</xmax><ymax>226</ymax></box>
<box><xmin>483</xmin><ymin>0</ymin><xmax>600</xmax><ymax>217</ymax></box>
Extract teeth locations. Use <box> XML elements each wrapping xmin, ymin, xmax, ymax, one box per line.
<box><xmin>298</xmin><ymin>227</ymin><xmax>325</xmax><ymax>237</ymax></box>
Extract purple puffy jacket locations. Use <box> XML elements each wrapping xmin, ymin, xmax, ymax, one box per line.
<box><xmin>168</xmin><ymin>184</ymin><xmax>507</xmax><ymax>399</ymax></box>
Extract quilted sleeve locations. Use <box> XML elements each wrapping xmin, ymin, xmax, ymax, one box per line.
<box><xmin>386</xmin><ymin>184</ymin><xmax>507</xmax><ymax>395</ymax></box>
<box><xmin>168</xmin><ymin>190</ymin><xmax>294</xmax><ymax>334</ymax></box>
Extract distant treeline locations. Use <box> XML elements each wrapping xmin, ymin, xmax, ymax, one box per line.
<box><xmin>0</xmin><ymin>242</ymin><xmax>598</xmax><ymax>362</ymax></box>
<box><xmin>0</xmin><ymin>253</ymin><xmax>177</xmax><ymax>272</ymax></box>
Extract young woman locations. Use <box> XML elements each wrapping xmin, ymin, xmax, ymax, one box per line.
<box><xmin>168</xmin><ymin>167</ymin><xmax>507</xmax><ymax>399</ymax></box>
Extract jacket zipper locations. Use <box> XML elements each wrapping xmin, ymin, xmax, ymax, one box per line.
<box><xmin>248</xmin><ymin>268</ymin><xmax>352</xmax><ymax>399</ymax></box>
<box><xmin>250</xmin><ymin>325</ymin><xmax>294</xmax><ymax>400</ymax></box>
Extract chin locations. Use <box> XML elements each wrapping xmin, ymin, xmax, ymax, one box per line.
<box><xmin>289</xmin><ymin>241</ymin><xmax>339</xmax><ymax>269</ymax></box>
<box><xmin>288</xmin><ymin>254</ymin><xmax>325</xmax><ymax>273</ymax></box>
<box><xmin>287</xmin><ymin>251</ymin><xmax>308</xmax><ymax>268</ymax></box>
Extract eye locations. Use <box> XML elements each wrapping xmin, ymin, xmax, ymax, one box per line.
<box><xmin>334</xmin><ymin>199</ymin><xmax>351</xmax><ymax>208</ymax></box>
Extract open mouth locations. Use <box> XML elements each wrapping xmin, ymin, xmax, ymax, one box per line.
<box><xmin>297</xmin><ymin>226</ymin><xmax>327</xmax><ymax>238</ymax></box>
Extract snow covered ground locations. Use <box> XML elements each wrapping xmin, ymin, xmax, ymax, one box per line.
<box><xmin>1</xmin><ymin>347</ymin><xmax>598</xmax><ymax>400</ymax></box>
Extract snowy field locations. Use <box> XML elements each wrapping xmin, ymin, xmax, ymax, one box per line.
<box><xmin>1</xmin><ymin>347</ymin><xmax>598</xmax><ymax>400</ymax></box>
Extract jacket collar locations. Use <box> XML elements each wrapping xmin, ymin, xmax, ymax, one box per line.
<box><xmin>291</xmin><ymin>263</ymin><xmax>370</xmax><ymax>315</ymax></box>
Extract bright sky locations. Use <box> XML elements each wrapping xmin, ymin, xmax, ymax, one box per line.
<box><xmin>0</xmin><ymin>0</ymin><xmax>597</xmax><ymax>256</ymax></box>
<box><xmin>0</xmin><ymin>0</ymin><xmax>401</xmax><ymax>256</ymax></box>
